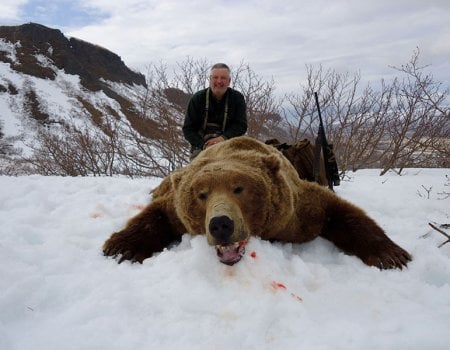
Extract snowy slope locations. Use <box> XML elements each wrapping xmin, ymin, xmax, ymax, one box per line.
<box><xmin>0</xmin><ymin>36</ymin><xmax>145</xmax><ymax>155</ymax></box>
<box><xmin>0</xmin><ymin>169</ymin><xmax>449</xmax><ymax>350</ymax></box>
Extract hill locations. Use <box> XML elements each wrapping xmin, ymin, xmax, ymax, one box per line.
<box><xmin>0</xmin><ymin>23</ymin><xmax>148</xmax><ymax>154</ymax></box>
<box><xmin>0</xmin><ymin>23</ymin><xmax>190</xmax><ymax>175</ymax></box>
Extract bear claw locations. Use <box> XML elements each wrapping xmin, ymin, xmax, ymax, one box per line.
<box><xmin>363</xmin><ymin>250</ymin><xmax>412</xmax><ymax>270</ymax></box>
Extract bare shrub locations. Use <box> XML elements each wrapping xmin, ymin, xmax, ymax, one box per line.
<box><xmin>284</xmin><ymin>50</ymin><xmax>449</xmax><ymax>176</ymax></box>
<box><xmin>172</xmin><ymin>56</ymin><xmax>210</xmax><ymax>95</ymax></box>
<box><xmin>9</xmin><ymin>52</ymin><xmax>449</xmax><ymax>178</ymax></box>
<box><xmin>380</xmin><ymin>48</ymin><xmax>449</xmax><ymax>175</ymax></box>
<box><xmin>232</xmin><ymin>62</ymin><xmax>284</xmax><ymax>140</ymax></box>
<box><xmin>284</xmin><ymin>66</ymin><xmax>389</xmax><ymax>175</ymax></box>
<box><xmin>22</xmin><ymin>117</ymin><xmax>125</xmax><ymax>176</ymax></box>
<box><xmin>121</xmin><ymin>86</ymin><xmax>190</xmax><ymax>177</ymax></box>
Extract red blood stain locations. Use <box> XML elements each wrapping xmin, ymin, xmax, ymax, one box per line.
<box><xmin>250</xmin><ymin>251</ymin><xmax>257</xmax><ymax>258</ymax></box>
<box><xmin>270</xmin><ymin>281</ymin><xmax>303</xmax><ymax>302</ymax></box>
<box><xmin>271</xmin><ymin>281</ymin><xmax>287</xmax><ymax>290</ymax></box>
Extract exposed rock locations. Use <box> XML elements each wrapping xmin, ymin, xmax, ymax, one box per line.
<box><xmin>0</xmin><ymin>23</ymin><xmax>146</xmax><ymax>90</ymax></box>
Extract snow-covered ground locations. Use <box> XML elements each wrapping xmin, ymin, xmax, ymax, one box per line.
<box><xmin>1</xmin><ymin>169</ymin><xmax>449</xmax><ymax>350</ymax></box>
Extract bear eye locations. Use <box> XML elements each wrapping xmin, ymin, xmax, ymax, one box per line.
<box><xmin>233</xmin><ymin>186</ymin><xmax>244</xmax><ymax>194</ymax></box>
<box><xmin>198</xmin><ymin>192</ymin><xmax>208</xmax><ymax>201</ymax></box>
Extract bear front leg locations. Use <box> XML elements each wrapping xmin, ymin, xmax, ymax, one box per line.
<box><xmin>321</xmin><ymin>198</ymin><xmax>412</xmax><ymax>269</ymax></box>
<box><xmin>103</xmin><ymin>199</ymin><xmax>183</xmax><ymax>263</ymax></box>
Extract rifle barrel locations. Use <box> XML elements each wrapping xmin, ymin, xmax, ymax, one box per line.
<box><xmin>314</xmin><ymin>92</ymin><xmax>333</xmax><ymax>190</ymax></box>
<box><xmin>314</xmin><ymin>92</ymin><xmax>328</xmax><ymax>145</ymax></box>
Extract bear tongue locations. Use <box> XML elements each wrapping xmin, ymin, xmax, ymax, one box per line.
<box><xmin>216</xmin><ymin>241</ymin><xmax>246</xmax><ymax>265</ymax></box>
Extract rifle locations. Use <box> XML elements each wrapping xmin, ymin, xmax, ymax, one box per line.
<box><xmin>313</xmin><ymin>92</ymin><xmax>340</xmax><ymax>191</ymax></box>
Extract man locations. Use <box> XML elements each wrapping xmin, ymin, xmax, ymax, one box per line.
<box><xmin>183</xmin><ymin>63</ymin><xmax>247</xmax><ymax>160</ymax></box>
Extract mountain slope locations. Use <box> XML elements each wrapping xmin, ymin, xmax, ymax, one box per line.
<box><xmin>0</xmin><ymin>23</ymin><xmax>148</xmax><ymax>155</ymax></box>
<box><xmin>0</xmin><ymin>23</ymin><xmax>146</xmax><ymax>89</ymax></box>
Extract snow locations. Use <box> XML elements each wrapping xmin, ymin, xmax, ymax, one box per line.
<box><xmin>0</xmin><ymin>169</ymin><xmax>449</xmax><ymax>350</ymax></box>
<box><xmin>0</xmin><ymin>39</ymin><xmax>20</xmax><ymax>62</ymax></box>
<box><xmin>0</xmin><ymin>46</ymin><xmax>138</xmax><ymax>152</ymax></box>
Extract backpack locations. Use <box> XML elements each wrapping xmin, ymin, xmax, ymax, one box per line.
<box><xmin>265</xmin><ymin>138</ymin><xmax>328</xmax><ymax>186</ymax></box>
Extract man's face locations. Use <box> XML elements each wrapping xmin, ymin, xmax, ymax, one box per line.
<box><xmin>209</xmin><ymin>68</ymin><xmax>231</xmax><ymax>99</ymax></box>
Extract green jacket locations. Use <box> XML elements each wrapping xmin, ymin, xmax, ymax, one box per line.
<box><xmin>183</xmin><ymin>87</ymin><xmax>247</xmax><ymax>150</ymax></box>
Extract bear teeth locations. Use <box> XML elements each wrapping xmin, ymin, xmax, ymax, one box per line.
<box><xmin>215</xmin><ymin>241</ymin><xmax>247</xmax><ymax>265</ymax></box>
<box><xmin>218</xmin><ymin>242</ymin><xmax>240</xmax><ymax>251</ymax></box>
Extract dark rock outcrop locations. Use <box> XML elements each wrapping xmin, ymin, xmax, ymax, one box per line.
<box><xmin>0</xmin><ymin>23</ymin><xmax>146</xmax><ymax>91</ymax></box>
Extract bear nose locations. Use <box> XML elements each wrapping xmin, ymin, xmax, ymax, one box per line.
<box><xmin>209</xmin><ymin>215</ymin><xmax>234</xmax><ymax>242</ymax></box>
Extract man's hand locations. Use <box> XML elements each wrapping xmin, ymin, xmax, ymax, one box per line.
<box><xmin>204</xmin><ymin>136</ymin><xmax>225</xmax><ymax>149</ymax></box>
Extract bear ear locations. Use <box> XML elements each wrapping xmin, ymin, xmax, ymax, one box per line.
<box><xmin>261</xmin><ymin>154</ymin><xmax>281</xmax><ymax>175</ymax></box>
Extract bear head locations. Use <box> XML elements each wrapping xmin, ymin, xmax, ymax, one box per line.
<box><xmin>171</xmin><ymin>137</ymin><xmax>297</xmax><ymax>265</ymax></box>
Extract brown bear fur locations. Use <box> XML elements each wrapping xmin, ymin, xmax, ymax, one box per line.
<box><xmin>103</xmin><ymin>136</ymin><xmax>411</xmax><ymax>269</ymax></box>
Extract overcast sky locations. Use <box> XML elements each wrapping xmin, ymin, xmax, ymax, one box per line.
<box><xmin>1</xmin><ymin>0</ymin><xmax>449</xmax><ymax>94</ymax></box>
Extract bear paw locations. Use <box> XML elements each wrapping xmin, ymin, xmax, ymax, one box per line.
<box><xmin>103</xmin><ymin>231</ymin><xmax>148</xmax><ymax>264</ymax></box>
<box><xmin>362</xmin><ymin>245</ymin><xmax>412</xmax><ymax>270</ymax></box>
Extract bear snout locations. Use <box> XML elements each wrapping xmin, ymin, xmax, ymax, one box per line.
<box><xmin>209</xmin><ymin>215</ymin><xmax>234</xmax><ymax>243</ymax></box>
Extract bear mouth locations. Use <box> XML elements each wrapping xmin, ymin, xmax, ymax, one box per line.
<box><xmin>215</xmin><ymin>241</ymin><xmax>247</xmax><ymax>265</ymax></box>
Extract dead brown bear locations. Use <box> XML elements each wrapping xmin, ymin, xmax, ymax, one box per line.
<box><xmin>103</xmin><ymin>136</ymin><xmax>411</xmax><ymax>269</ymax></box>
